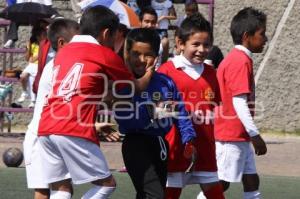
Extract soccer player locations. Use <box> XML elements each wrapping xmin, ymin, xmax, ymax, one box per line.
<box><xmin>37</xmin><ymin>6</ymin><xmax>155</xmax><ymax>199</ymax></box>
<box><xmin>214</xmin><ymin>7</ymin><xmax>268</xmax><ymax>199</ymax></box>
<box><xmin>23</xmin><ymin>18</ymin><xmax>79</xmax><ymax>199</ymax></box>
<box><xmin>158</xmin><ymin>13</ymin><xmax>225</xmax><ymax>199</ymax></box>
<box><xmin>115</xmin><ymin>28</ymin><xmax>196</xmax><ymax>199</ymax></box>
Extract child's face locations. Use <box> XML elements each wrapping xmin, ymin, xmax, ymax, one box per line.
<box><xmin>180</xmin><ymin>32</ymin><xmax>211</xmax><ymax>65</ymax></box>
<box><xmin>247</xmin><ymin>26</ymin><xmax>267</xmax><ymax>53</ymax></box>
<box><xmin>141</xmin><ymin>14</ymin><xmax>157</xmax><ymax>29</ymax></box>
<box><xmin>126</xmin><ymin>41</ymin><xmax>156</xmax><ymax>78</ymax></box>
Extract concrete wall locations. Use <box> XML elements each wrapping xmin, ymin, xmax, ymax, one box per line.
<box><xmin>0</xmin><ymin>0</ymin><xmax>299</xmax><ymax>132</ymax></box>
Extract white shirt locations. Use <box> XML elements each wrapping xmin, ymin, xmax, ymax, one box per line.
<box><xmin>172</xmin><ymin>54</ymin><xmax>204</xmax><ymax>80</ymax></box>
<box><xmin>151</xmin><ymin>0</ymin><xmax>172</xmax><ymax>29</ymax></box>
<box><xmin>27</xmin><ymin>59</ymin><xmax>54</xmax><ymax>134</ymax></box>
<box><xmin>17</xmin><ymin>0</ymin><xmax>52</xmax><ymax>6</ymax></box>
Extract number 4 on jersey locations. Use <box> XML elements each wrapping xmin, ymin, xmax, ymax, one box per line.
<box><xmin>57</xmin><ymin>63</ymin><xmax>83</xmax><ymax>102</ymax></box>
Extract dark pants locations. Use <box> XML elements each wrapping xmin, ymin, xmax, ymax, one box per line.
<box><xmin>122</xmin><ymin>134</ymin><xmax>169</xmax><ymax>199</ymax></box>
<box><xmin>7</xmin><ymin>21</ymin><xmax>19</xmax><ymax>41</ymax></box>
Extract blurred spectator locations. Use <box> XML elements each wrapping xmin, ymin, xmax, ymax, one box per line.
<box><xmin>176</xmin><ymin>0</ymin><xmax>198</xmax><ymax>27</ymax></box>
<box><xmin>3</xmin><ymin>0</ymin><xmax>53</xmax><ymax>48</ymax></box>
<box><xmin>151</xmin><ymin>0</ymin><xmax>176</xmax><ymax>36</ymax></box>
<box><xmin>18</xmin><ymin>24</ymin><xmax>47</xmax><ymax>108</ymax></box>
<box><xmin>139</xmin><ymin>6</ymin><xmax>169</xmax><ymax>67</ymax></box>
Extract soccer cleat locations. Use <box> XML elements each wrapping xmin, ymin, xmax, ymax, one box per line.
<box><xmin>17</xmin><ymin>92</ymin><xmax>29</xmax><ymax>103</ymax></box>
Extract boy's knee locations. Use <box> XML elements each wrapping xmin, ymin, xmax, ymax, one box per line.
<box><xmin>93</xmin><ymin>175</ymin><xmax>116</xmax><ymax>187</ymax></box>
<box><xmin>34</xmin><ymin>188</ymin><xmax>49</xmax><ymax>199</ymax></box>
<box><xmin>242</xmin><ymin>174</ymin><xmax>259</xmax><ymax>191</ymax></box>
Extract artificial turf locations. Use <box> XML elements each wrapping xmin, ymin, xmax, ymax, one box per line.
<box><xmin>0</xmin><ymin>168</ymin><xmax>300</xmax><ymax>199</ymax></box>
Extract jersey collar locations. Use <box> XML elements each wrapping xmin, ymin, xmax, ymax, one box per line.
<box><xmin>70</xmin><ymin>35</ymin><xmax>100</xmax><ymax>45</ymax></box>
<box><xmin>235</xmin><ymin>45</ymin><xmax>253</xmax><ymax>59</ymax></box>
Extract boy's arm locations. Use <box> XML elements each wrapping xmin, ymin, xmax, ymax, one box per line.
<box><xmin>170</xmin><ymin>82</ymin><xmax>196</xmax><ymax>144</ymax></box>
<box><xmin>233</xmin><ymin>94</ymin><xmax>267</xmax><ymax>155</ymax></box>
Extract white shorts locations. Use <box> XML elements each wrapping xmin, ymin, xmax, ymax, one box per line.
<box><xmin>166</xmin><ymin>171</ymin><xmax>219</xmax><ymax>188</ymax></box>
<box><xmin>39</xmin><ymin>135</ymin><xmax>111</xmax><ymax>184</ymax></box>
<box><xmin>23</xmin><ymin>62</ymin><xmax>38</xmax><ymax>77</ymax></box>
<box><xmin>23</xmin><ymin>130</ymin><xmax>49</xmax><ymax>189</ymax></box>
<box><xmin>216</xmin><ymin>141</ymin><xmax>257</xmax><ymax>182</ymax></box>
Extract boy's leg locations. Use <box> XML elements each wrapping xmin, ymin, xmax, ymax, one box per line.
<box><xmin>242</xmin><ymin>144</ymin><xmax>261</xmax><ymax>199</ymax></box>
<box><xmin>39</xmin><ymin>135</ymin><xmax>115</xmax><ymax>199</ymax></box>
<box><xmin>199</xmin><ymin>182</ymin><xmax>225</xmax><ymax>199</ymax></box>
<box><xmin>50</xmin><ymin>179</ymin><xmax>72</xmax><ymax>199</ymax></box>
<box><xmin>34</xmin><ymin>189</ymin><xmax>49</xmax><ymax>199</ymax></box>
<box><xmin>23</xmin><ymin>131</ymin><xmax>50</xmax><ymax>199</ymax></box>
<box><xmin>165</xmin><ymin>187</ymin><xmax>182</xmax><ymax>199</ymax></box>
<box><xmin>81</xmin><ymin>176</ymin><xmax>116</xmax><ymax>199</ymax></box>
<box><xmin>122</xmin><ymin>134</ymin><xmax>168</xmax><ymax>199</ymax></box>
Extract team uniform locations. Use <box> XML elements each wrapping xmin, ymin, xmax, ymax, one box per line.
<box><xmin>215</xmin><ymin>46</ymin><xmax>257</xmax><ymax>182</ymax></box>
<box><xmin>158</xmin><ymin>54</ymin><xmax>220</xmax><ymax>187</ymax></box>
<box><xmin>38</xmin><ymin>35</ymin><xmax>134</xmax><ymax>185</ymax></box>
<box><xmin>23</xmin><ymin>58</ymin><xmax>56</xmax><ymax>189</ymax></box>
<box><xmin>115</xmin><ymin>72</ymin><xmax>196</xmax><ymax>199</ymax></box>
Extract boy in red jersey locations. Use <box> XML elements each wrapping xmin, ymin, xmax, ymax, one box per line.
<box><xmin>158</xmin><ymin>13</ymin><xmax>225</xmax><ymax>199</ymax></box>
<box><xmin>37</xmin><ymin>6</ymin><xmax>155</xmax><ymax>199</ymax></box>
<box><xmin>214</xmin><ymin>7</ymin><xmax>268</xmax><ymax>199</ymax></box>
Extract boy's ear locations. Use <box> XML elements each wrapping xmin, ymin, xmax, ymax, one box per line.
<box><xmin>242</xmin><ymin>32</ymin><xmax>250</xmax><ymax>42</ymax></box>
<box><xmin>57</xmin><ymin>37</ymin><xmax>66</xmax><ymax>50</ymax></box>
<box><xmin>178</xmin><ymin>38</ymin><xmax>185</xmax><ymax>51</ymax></box>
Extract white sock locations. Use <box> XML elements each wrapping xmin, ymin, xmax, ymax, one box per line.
<box><xmin>81</xmin><ymin>186</ymin><xmax>116</xmax><ymax>199</ymax></box>
<box><xmin>50</xmin><ymin>190</ymin><xmax>72</xmax><ymax>199</ymax></box>
<box><xmin>197</xmin><ymin>191</ymin><xmax>207</xmax><ymax>199</ymax></box>
<box><xmin>244</xmin><ymin>191</ymin><xmax>261</xmax><ymax>199</ymax></box>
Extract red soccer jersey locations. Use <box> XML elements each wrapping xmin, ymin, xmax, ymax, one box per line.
<box><xmin>38</xmin><ymin>38</ymin><xmax>134</xmax><ymax>144</ymax></box>
<box><xmin>214</xmin><ymin>48</ymin><xmax>255</xmax><ymax>142</ymax></box>
<box><xmin>158</xmin><ymin>61</ymin><xmax>220</xmax><ymax>172</ymax></box>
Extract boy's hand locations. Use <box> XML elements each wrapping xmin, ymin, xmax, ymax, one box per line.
<box><xmin>251</xmin><ymin>135</ymin><xmax>267</xmax><ymax>156</ymax></box>
<box><xmin>145</xmin><ymin>57</ymin><xmax>157</xmax><ymax>73</ymax></box>
<box><xmin>184</xmin><ymin>141</ymin><xmax>197</xmax><ymax>173</ymax></box>
<box><xmin>95</xmin><ymin>122</ymin><xmax>121</xmax><ymax>142</ymax></box>
<box><xmin>183</xmin><ymin>141</ymin><xmax>197</xmax><ymax>159</ymax></box>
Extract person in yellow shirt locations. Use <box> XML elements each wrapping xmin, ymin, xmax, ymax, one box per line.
<box><xmin>18</xmin><ymin>26</ymin><xmax>47</xmax><ymax>108</ymax></box>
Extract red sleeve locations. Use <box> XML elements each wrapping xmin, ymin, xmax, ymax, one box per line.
<box><xmin>101</xmin><ymin>48</ymin><xmax>134</xmax><ymax>90</ymax></box>
<box><xmin>157</xmin><ymin>61</ymin><xmax>172</xmax><ymax>75</ymax></box>
<box><xmin>32</xmin><ymin>39</ymin><xmax>50</xmax><ymax>94</ymax></box>
<box><xmin>226</xmin><ymin>60</ymin><xmax>252</xmax><ymax>97</ymax></box>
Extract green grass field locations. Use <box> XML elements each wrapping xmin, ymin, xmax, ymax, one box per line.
<box><xmin>0</xmin><ymin>168</ymin><xmax>300</xmax><ymax>199</ymax></box>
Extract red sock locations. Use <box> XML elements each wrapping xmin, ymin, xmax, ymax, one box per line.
<box><xmin>165</xmin><ymin>187</ymin><xmax>182</xmax><ymax>199</ymax></box>
<box><xmin>203</xmin><ymin>183</ymin><xmax>225</xmax><ymax>199</ymax></box>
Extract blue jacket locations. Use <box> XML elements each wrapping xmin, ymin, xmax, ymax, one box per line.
<box><xmin>115</xmin><ymin>72</ymin><xmax>196</xmax><ymax>144</ymax></box>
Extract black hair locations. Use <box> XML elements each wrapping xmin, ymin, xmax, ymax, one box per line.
<box><xmin>125</xmin><ymin>28</ymin><xmax>160</xmax><ymax>56</ymax></box>
<box><xmin>80</xmin><ymin>5</ymin><xmax>119</xmax><ymax>39</ymax></box>
<box><xmin>207</xmin><ymin>45</ymin><xmax>224</xmax><ymax>69</ymax></box>
<box><xmin>139</xmin><ymin>6</ymin><xmax>158</xmax><ymax>21</ymax></box>
<box><xmin>30</xmin><ymin>26</ymin><xmax>45</xmax><ymax>43</ymax></box>
<box><xmin>230</xmin><ymin>7</ymin><xmax>267</xmax><ymax>45</ymax></box>
<box><xmin>47</xmin><ymin>19</ymin><xmax>79</xmax><ymax>51</ymax></box>
<box><xmin>178</xmin><ymin>13</ymin><xmax>212</xmax><ymax>44</ymax></box>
